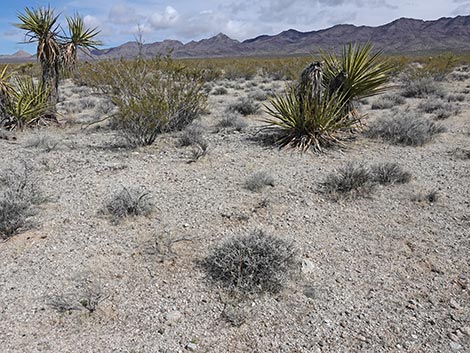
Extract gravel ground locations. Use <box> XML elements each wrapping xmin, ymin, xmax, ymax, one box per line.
<box><xmin>0</xmin><ymin>73</ymin><xmax>469</xmax><ymax>353</ymax></box>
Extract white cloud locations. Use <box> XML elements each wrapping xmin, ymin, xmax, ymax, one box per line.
<box><xmin>149</xmin><ymin>6</ymin><xmax>180</xmax><ymax>29</ymax></box>
<box><xmin>108</xmin><ymin>3</ymin><xmax>142</xmax><ymax>25</ymax></box>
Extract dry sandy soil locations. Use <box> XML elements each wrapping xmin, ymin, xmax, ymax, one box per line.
<box><xmin>0</xmin><ymin>70</ymin><xmax>469</xmax><ymax>353</ymax></box>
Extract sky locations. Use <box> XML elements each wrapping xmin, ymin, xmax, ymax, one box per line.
<box><xmin>1</xmin><ymin>0</ymin><xmax>470</xmax><ymax>54</ymax></box>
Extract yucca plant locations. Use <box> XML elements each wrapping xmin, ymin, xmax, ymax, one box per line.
<box><xmin>264</xmin><ymin>42</ymin><xmax>393</xmax><ymax>152</ymax></box>
<box><xmin>321</xmin><ymin>42</ymin><xmax>394</xmax><ymax>118</ymax></box>
<box><xmin>16</xmin><ymin>6</ymin><xmax>100</xmax><ymax>110</ymax></box>
<box><xmin>0</xmin><ymin>66</ymin><xmax>14</xmax><ymax>118</ymax></box>
<box><xmin>1</xmin><ymin>76</ymin><xmax>51</xmax><ymax>130</ymax></box>
<box><xmin>264</xmin><ymin>83</ymin><xmax>356</xmax><ymax>152</ymax></box>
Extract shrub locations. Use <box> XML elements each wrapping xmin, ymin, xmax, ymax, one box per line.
<box><xmin>104</xmin><ymin>186</ymin><xmax>153</xmax><ymax>221</ymax></box>
<box><xmin>212</xmin><ymin>86</ymin><xmax>228</xmax><ymax>95</ymax></box>
<box><xmin>244</xmin><ymin>171</ymin><xmax>275</xmax><ymax>192</ymax></box>
<box><xmin>179</xmin><ymin>122</ymin><xmax>205</xmax><ymax>147</ymax></box>
<box><xmin>400</xmin><ymin>77</ymin><xmax>445</xmax><ymax>98</ymax></box>
<box><xmin>248</xmin><ymin>90</ymin><xmax>268</xmax><ymax>101</ymax></box>
<box><xmin>202</xmin><ymin>230</ymin><xmax>299</xmax><ymax>294</ymax></box>
<box><xmin>0</xmin><ymin>163</ymin><xmax>42</xmax><ymax>239</ymax></box>
<box><xmin>371</xmin><ymin>94</ymin><xmax>406</xmax><ymax>110</ymax></box>
<box><xmin>370</xmin><ymin>162</ymin><xmax>411</xmax><ymax>184</ymax></box>
<box><xmin>320</xmin><ymin>162</ymin><xmax>374</xmax><ymax>197</ymax></box>
<box><xmin>227</xmin><ymin>97</ymin><xmax>260</xmax><ymax>116</ymax></box>
<box><xmin>84</xmin><ymin>56</ymin><xmax>207</xmax><ymax>147</ymax></box>
<box><xmin>366</xmin><ymin>112</ymin><xmax>445</xmax><ymax>146</ymax></box>
<box><xmin>188</xmin><ymin>140</ymin><xmax>209</xmax><ymax>163</ymax></box>
<box><xmin>446</xmin><ymin>94</ymin><xmax>465</xmax><ymax>102</ymax></box>
<box><xmin>215</xmin><ymin>112</ymin><xmax>247</xmax><ymax>132</ymax></box>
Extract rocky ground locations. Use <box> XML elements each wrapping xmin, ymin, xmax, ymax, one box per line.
<box><xmin>0</xmin><ymin>70</ymin><xmax>469</xmax><ymax>353</ymax></box>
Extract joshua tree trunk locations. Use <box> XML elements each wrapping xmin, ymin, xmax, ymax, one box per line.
<box><xmin>40</xmin><ymin>59</ymin><xmax>60</xmax><ymax>114</ymax></box>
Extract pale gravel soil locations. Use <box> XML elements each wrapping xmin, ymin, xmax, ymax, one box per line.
<box><xmin>0</xmin><ymin>75</ymin><xmax>468</xmax><ymax>353</ymax></box>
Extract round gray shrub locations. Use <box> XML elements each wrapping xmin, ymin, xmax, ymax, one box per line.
<box><xmin>104</xmin><ymin>187</ymin><xmax>153</xmax><ymax>221</ymax></box>
<box><xmin>320</xmin><ymin>162</ymin><xmax>374</xmax><ymax>197</ymax></box>
<box><xmin>366</xmin><ymin>112</ymin><xmax>445</xmax><ymax>146</ymax></box>
<box><xmin>202</xmin><ymin>231</ymin><xmax>299</xmax><ymax>294</ymax></box>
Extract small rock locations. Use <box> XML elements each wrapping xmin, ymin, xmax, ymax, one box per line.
<box><xmin>448</xmin><ymin>333</ymin><xmax>460</xmax><ymax>342</ymax></box>
<box><xmin>165</xmin><ymin>310</ymin><xmax>182</xmax><ymax>324</ymax></box>
<box><xmin>185</xmin><ymin>342</ymin><xmax>197</xmax><ymax>351</ymax></box>
<box><xmin>450</xmin><ymin>341</ymin><xmax>462</xmax><ymax>351</ymax></box>
<box><xmin>301</xmin><ymin>259</ymin><xmax>316</xmax><ymax>274</ymax></box>
<box><xmin>461</xmin><ymin>326</ymin><xmax>470</xmax><ymax>336</ymax></box>
<box><xmin>449</xmin><ymin>299</ymin><xmax>461</xmax><ymax>310</ymax></box>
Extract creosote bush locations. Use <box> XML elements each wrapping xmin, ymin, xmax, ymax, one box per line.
<box><xmin>202</xmin><ymin>230</ymin><xmax>299</xmax><ymax>295</ymax></box>
<box><xmin>400</xmin><ymin>76</ymin><xmax>445</xmax><ymax>98</ymax></box>
<box><xmin>104</xmin><ymin>186</ymin><xmax>153</xmax><ymax>221</ymax></box>
<box><xmin>83</xmin><ymin>56</ymin><xmax>207</xmax><ymax>147</ymax></box>
<box><xmin>366</xmin><ymin>112</ymin><xmax>445</xmax><ymax>146</ymax></box>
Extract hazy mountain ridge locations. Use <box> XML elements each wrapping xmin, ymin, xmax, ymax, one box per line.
<box><xmin>2</xmin><ymin>15</ymin><xmax>470</xmax><ymax>62</ymax></box>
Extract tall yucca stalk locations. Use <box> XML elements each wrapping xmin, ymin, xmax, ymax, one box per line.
<box><xmin>15</xmin><ymin>6</ymin><xmax>100</xmax><ymax>111</ymax></box>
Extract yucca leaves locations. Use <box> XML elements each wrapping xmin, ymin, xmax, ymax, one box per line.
<box><xmin>264</xmin><ymin>83</ymin><xmax>357</xmax><ymax>152</ymax></box>
<box><xmin>1</xmin><ymin>76</ymin><xmax>51</xmax><ymax>130</ymax></box>
<box><xmin>264</xmin><ymin>42</ymin><xmax>393</xmax><ymax>152</ymax></box>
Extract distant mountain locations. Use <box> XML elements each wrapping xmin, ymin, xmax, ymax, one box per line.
<box><xmin>3</xmin><ymin>15</ymin><xmax>470</xmax><ymax>62</ymax></box>
<box><xmin>0</xmin><ymin>50</ymin><xmax>34</xmax><ymax>63</ymax></box>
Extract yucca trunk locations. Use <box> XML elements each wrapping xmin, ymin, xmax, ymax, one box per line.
<box><xmin>41</xmin><ymin>59</ymin><xmax>60</xmax><ymax>109</ymax></box>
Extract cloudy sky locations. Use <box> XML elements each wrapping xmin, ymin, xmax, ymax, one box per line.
<box><xmin>1</xmin><ymin>0</ymin><xmax>469</xmax><ymax>54</ymax></box>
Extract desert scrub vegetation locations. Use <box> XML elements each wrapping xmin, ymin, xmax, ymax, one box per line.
<box><xmin>320</xmin><ymin>161</ymin><xmax>411</xmax><ymax>198</ymax></box>
<box><xmin>201</xmin><ymin>230</ymin><xmax>299</xmax><ymax>295</ymax></box>
<box><xmin>215</xmin><ymin>112</ymin><xmax>248</xmax><ymax>132</ymax></box>
<box><xmin>0</xmin><ymin>163</ymin><xmax>43</xmax><ymax>239</ymax></box>
<box><xmin>104</xmin><ymin>186</ymin><xmax>153</xmax><ymax>222</ymax></box>
<box><xmin>82</xmin><ymin>56</ymin><xmax>207</xmax><ymax>147</ymax></box>
<box><xmin>244</xmin><ymin>171</ymin><xmax>275</xmax><ymax>192</ymax></box>
<box><xmin>400</xmin><ymin>76</ymin><xmax>445</xmax><ymax>98</ymax></box>
<box><xmin>264</xmin><ymin>42</ymin><xmax>394</xmax><ymax>152</ymax></box>
<box><xmin>371</xmin><ymin>94</ymin><xmax>406</xmax><ymax>110</ymax></box>
<box><xmin>366</xmin><ymin>111</ymin><xmax>445</xmax><ymax>146</ymax></box>
<box><xmin>227</xmin><ymin>97</ymin><xmax>260</xmax><ymax>116</ymax></box>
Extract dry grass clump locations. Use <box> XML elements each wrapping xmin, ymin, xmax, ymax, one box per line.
<box><xmin>201</xmin><ymin>230</ymin><xmax>299</xmax><ymax>295</ymax></box>
<box><xmin>371</xmin><ymin>94</ymin><xmax>406</xmax><ymax>110</ymax></box>
<box><xmin>366</xmin><ymin>111</ymin><xmax>445</xmax><ymax>146</ymax></box>
<box><xmin>212</xmin><ymin>86</ymin><xmax>228</xmax><ymax>95</ymax></box>
<box><xmin>104</xmin><ymin>187</ymin><xmax>153</xmax><ymax>221</ymax></box>
<box><xmin>244</xmin><ymin>171</ymin><xmax>275</xmax><ymax>192</ymax></box>
<box><xmin>0</xmin><ymin>163</ymin><xmax>43</xmax><ymax>239</ymax></box>
<box><xmin>179</xmin><ymin>122</ymin><xmax>206</xmax><ymax>147</ymax></box>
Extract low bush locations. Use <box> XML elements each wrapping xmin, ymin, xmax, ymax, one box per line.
<box><xmin>179</xmin><ymin>122</ymin><xmax>206</xmax><ymax>147</ymax></box>
<box><xmin>244</xmin><ymin>171</ymin><xmax>275</xmax><ymax>192</ymax></box>
<box><xmin>104</xmin><ymin>186</ymin><xmax>153</xmax><ymax>221</ymax></box>
<box><xmin>371</xmin><ymin>94</ymin><xmax>406</xmax><ymax>110</ymax></box>
<box><xmin>227</xmin><ymin>97</ymin><xmax>260</xmax><ymax>116</ymax></box>
<box><xmin>202</xmin><ymin>230</ymin><xmax>299</xmax><ymax>295</ymax></box>
<box><xmin>366</xmin><ymin>112</ymin><xmax>445</xmax><ymax>146</ymax></box>
<box><xmin>370</xmin><ymin>162</ymin><xmax>411</xmax><ymax>184</ymax></box>
<box><xmin>320</xmin><ymin>162</ymin><xmax>374</xmax><ymax>197</ymax></box>
<box><xmin>400</xmin><ymin>76</ymin><xmax>445</xmax><ymax>98</ymax></box>
<box><xmin>215</xmin><ymin>112</ymin><xmax>247</xmax><ymax>132</ymax></box>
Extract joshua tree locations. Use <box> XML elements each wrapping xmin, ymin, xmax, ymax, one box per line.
<box><xmin>16</xmin><ymin>6</ymin><xmax>101</xmax><ymax>110</ymax></box>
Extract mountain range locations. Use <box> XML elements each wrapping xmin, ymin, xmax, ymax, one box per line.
<box><xmin>2</xmin><ymin>15</ymin><xmax>470</xmax><ymax>62</ymax></box>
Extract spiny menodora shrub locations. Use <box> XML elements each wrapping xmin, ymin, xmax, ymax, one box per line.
<box><xmin>82</xmin><ymin>55</ymin><xmax>207</xmax><ymax>147</ymax></box>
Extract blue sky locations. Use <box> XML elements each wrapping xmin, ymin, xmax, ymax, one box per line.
<box><xmin>1</xmin><ymin>0</ymin><xmax>469</xmax><ymax>54</ymax></box>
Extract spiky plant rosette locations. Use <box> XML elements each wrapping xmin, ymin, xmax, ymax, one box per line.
<box><xmin>263</xmin><ymin>82</ymin><xmax>359</xmax><ymax>152</ymax></box>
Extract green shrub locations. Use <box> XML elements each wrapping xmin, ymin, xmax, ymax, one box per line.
<box><xmin>202</xmin><ymin>230</ymin><xmax>298</xmax><ymax>295</ymax></box>
<box><xmin>84</xmin><ymin>56</ymin><xmax>207</xmax><ymax>146</ymax></box>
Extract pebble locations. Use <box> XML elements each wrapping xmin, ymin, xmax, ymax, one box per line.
<box><xmin>449</xmin><ymin>299</ymin><xmax>460</xmax><ymax>310</ymax></box>
<box><xmin>301</xmin><ymin>259</ymin><xmax>316</xmax><ymax>274</ymax></box>
<box><xmin>185</xmin><ymin>342</ymin><xmax>197</xmax><ymax>351</ymax></box>
<box><xmin>461</xmin><ymin>326</ymin><xmax>470</xmax><ymax>336</ymax></box>
<box><xmin>448</xmin><ymin>333</ymin><xmax>460</xmax><ymax>342</ymax></box>
<box><xmin>165</xmin><ymin>310</ymin><xmax>182</xmax><ymax>324</ymax></box>
<box><xmin>450</xmin><ymin>341</ymin><xmax>462</xmax><ymax>351</ymax></box>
